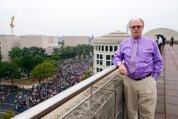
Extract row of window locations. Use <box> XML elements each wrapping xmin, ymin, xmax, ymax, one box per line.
<box><xmin>96</xmin><ymin>60</ymin><xmax>113</xmax><ymax>66</ymax></box>
<box><xmin>96</xmin><ymin>54</ymin><xmax>113</xmax><ymax>60</ymax></box>
<box><xmin>95</xmin><ymin>45</ymin><xmax>118</xmax><ymax>52</ymax></box>
<box><xmin>96</xmin><ymin>54</ymin><xmax>113</xmax><ymax>66</ymax></box>
<box><xmin>96</xmin><ymin>68</ymin><xmax>102</xmax><ymax>72</ymax></box>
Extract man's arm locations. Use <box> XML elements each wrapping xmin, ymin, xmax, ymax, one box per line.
<box><xmin>153</xmin><ymin>42</ymin><xmax>163</xmax><ymax>80</ymax></box>
<box><xmin>112</xmin><ymin>44</ymin><xmax>128</xmax><ymax>76</ymax></box>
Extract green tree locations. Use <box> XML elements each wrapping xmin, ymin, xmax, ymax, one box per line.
<box><xmin>59</xmin><ymin>46</ymin><xmax>75</xmax><ymax>60</ymax></box>
<box><xmin>22</xmin><ymin>47</ymin><xmax>47</xmax><ymax>57</ymax></box>
<box><xmin>0</xmin><ymin>62</ymin><xmax>21</xmax><ymax>85</ymax></box>
<box><xmin>80</xmin><ymin>69</ymin><xmax>92</xmax><ymax>81</ymax></box>
<box><xmin>31</xmin><ymin>60</ymin><xmax>57</xmax><ymax>84</ymax></box>
<box><xmin>75</xmin><ymin>44</ymin><xmax>83</xmax><ymax>59</ymax></box>
<box><xmin>20</xmin><ymin>56</ymin><xmax>34</xmax><ymax>79</ymax></box>
<box><xmin>52</xmin><ymin>48</ymin><xmax>61</xmax><ymax>60</ymax></box>
<box><xmin>9</xmin><ymin>47</ymin><xmax>22</xmax><ymax>60</ymax></box>
<box><xmin>0</xmin><ymin>51</ymin><xmax>2</xmax><ymax>61</ymax></box>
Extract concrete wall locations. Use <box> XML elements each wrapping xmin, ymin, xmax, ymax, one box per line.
<box><xmin>63</xmin><ymin>71</ymin><xmax>124</xmax><ymax>119</ymax></box>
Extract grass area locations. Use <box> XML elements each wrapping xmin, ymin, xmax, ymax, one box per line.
<box><xmin>3</xmin><ymin>78</ymin><xmax>37</xmax><ymax>86</ymax></box>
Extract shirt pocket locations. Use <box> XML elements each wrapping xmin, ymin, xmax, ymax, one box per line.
<box><xmin>140</xmin><ymin>49</ymin><xmax>153</xmax><ymax>61</ymax></box>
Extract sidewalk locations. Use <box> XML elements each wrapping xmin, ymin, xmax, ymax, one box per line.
<box><xmin>155</xmin><ymin>44</ymin><xmax>178</xmax><ymax>119</ymax></box>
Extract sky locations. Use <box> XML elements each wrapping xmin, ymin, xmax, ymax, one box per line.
<box><xmin>0</xmin><ymin>0</ymin><xmax>178</xmax><ymax>37</ymax></box>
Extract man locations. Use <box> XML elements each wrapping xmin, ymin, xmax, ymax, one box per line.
<box><xmin>170</xmin><ymin>36</ymin><xmax>174</xmax><ymax>47</ymax></box>
<box><xmin>157</xmin><ymin>36</ymin><xmax>163</xmax><ymax>54</ymax></box>
<box><xmin>112</xmin><ymin>18</ymin><xmax>163</xmax><ymax>119</ymax></box>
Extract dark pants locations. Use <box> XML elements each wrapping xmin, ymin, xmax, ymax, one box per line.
<box><xmin>158</xmin><ymin>43</ymin><xmax>163</xmax><ymax>54</ymax></box>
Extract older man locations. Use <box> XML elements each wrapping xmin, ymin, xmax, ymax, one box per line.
<box><xmin>112</xmin><ymin>18</ymin><xmax>163</xmax><ymax>119</ymax></box>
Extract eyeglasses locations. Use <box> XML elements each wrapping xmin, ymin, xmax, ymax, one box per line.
<box><xmin>130</xmin><ymin>25</ymin><xmax>143</xmax><ymax>29</ymax></box>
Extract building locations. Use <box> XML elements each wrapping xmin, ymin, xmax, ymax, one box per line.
<box><xmin>0</xmin><ymin>35</ymin><xmax>19</xmax><ymax>61</ymax></box>
<box><xmin>19</xmin><ymin>35</ymin><xmax>59</xmax><ymax>55</ymax></box>
<box><xmin>144</xmin><ymin>28</ymin><xmax>178</xmax><ymax>43</ymax></box>
<box><xmin>63</xmin><ymin>36</ymin><xmax>90</xmax><ymax>46</ymax></box>
<box><xmin>91</xmin><ymin>31</ymin><xmax>130</xmax><ymax>74</ymax></box>
<box><xmin>0</xmin><ymin>35</ymin><xmax>59</xmax><ymax>61</ymax></box>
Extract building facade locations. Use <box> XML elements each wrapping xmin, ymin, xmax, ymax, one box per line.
<box><xmin>63</xmin><ymin>36</ymin><xmax>90</xmax><ymax>46</ymax></box>
<box><xmin>91</xmin><ymin>31</ymin><xmax>130</xmax><ymax>74</ymax></box>
<box><xmin>0</xmin><ymin>35</ymin><xmax>19</xmax><ymax>61</ymax></box>
<box><xmin>0</xmin><ymin>35</ymin><xmax>59</xmax><ymax>61</ymax></box>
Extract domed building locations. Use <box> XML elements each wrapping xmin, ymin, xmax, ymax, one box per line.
<box><xmin>144</xmin><ymin>28</ymin><xmax>178</xmax><ymax>43</ymax></box>
<box><xmin>91</xmin><ymin>30</ymin><xmax>130</xmax><ymax>74</ymax></box>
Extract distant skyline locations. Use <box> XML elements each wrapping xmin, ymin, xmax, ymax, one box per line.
<box><xmin>1</xmin><ymin>0</ymin><xmax>178</xmax><ymax>36</ymax></box>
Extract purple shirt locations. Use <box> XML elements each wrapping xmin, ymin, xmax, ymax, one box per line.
<box><xmin>112</xmin><ymin>36</ymin><xmax>163</xmax><ymax>80</ymax></box>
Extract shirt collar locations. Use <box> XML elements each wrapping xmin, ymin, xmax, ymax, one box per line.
<box><xmin>131</xmin><ymin>36</ymin><xmax>142</xmax><ymax>44</ymax></box>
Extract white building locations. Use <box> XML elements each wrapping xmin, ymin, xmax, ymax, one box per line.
<box><xmin>91</xmin><ymin>31</ymin><xmax>130</xmax><ymax>74</ymax></box>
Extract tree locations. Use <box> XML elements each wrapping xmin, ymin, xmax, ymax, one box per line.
<box><xmin>9</xmin><ymin>47</ymin><xmax>22</xmax><ymax>60</ymax></box>
<box><xmin>20</xmin><ymin>56</ymin><xmax>34</xmax><ymax>79</ymax></box>
<box><xmin>0</xmin><ymin>51</ymin><xmax>2</xmax><ymax>61</ymax></box>
<box><xmin>31</xmin><ymin>60</ymin><xmax>57</xmax><ymax>84</ymax></box>
<box><xmin>22</xmin><ymin>47</ymin><xmax>47</xmax><ymax>57</ymax></box>
<box><xmin>75</xmin><ymin>44</ymin><xmax>83</xmax><ymax>59</ymax></box>
<box><xmin>59</xmin><ymin>46</ymin><xmax>75</xmax><ymax>60</ymax></box>
<box><xmin>52</xmin><ymin>48</ymin><xmax>61</xmax><ymax>60</ymax></box>
<box><xmin>80</xmin><ymin>68</ymin><xmax>92</xmax><ymax>81</ymax></box>
<box><xmin>0</xmin><ymin>62</ymin><xmax>21</xmax><ymax>85</ymax></box>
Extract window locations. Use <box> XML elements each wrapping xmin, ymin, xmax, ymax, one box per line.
<box><xmin>105</xmin><ymin>46</ymin><xmax>108</xmax><ymax>51</ymax></box>
<box><xmin>96</xmin><ymin>45</ymin><xmax>98</xmax><ymax>51</ymax></box>
<box><xmin>106</xmin><ymin>61</ymin><xmax>111</xmax><ymax>66</ymax></box>
<box><xmin>97</xmin><ymin>60</ymin><xmax>99</xmax><ymax>64</ymax></box>
<box><xmin>100</xmin><ymin>54</ymin><xmax>103</xmax><ymax>59</ymax></box>
<box><xmin>106</xmin><ymin>55</ymin><xmax>110</xmax><ymax>60</ymax></box>
<box><xmin>114</xmin><ymin>46</ymin><xmax>118</xmax><ymax>51</ymax></box>
<box><xmin>106</xmin><ymin>55</ymin><xmax>113</xmax><ymax>66</ymax></box>
<box><xmin>96</xmin><ymin>54</ymin><xmax>103</xmax><ymax>65</ymax></box>
<box><xmin>97</xmin><ymin>54</ymin><xmax>99</xmax><ymax>58</ymax></box>
<box><xmin>97</xmin><ymin>68</ymin><xmax>100</xmax><ymax>72</ymax></box>
<box><xmin>109</xmin><ymin>46</ymin><xmax>113</xmax><ymax>51</ymax></box>
<box><xmin>102</xmin><ymin>46</ymin><xmax>104</xmax><ymax>51</ymax></box>
<box><xmin>96</xmin><ymin>67</ymin><xmax>103</xmax><ymax>72</ymax></box>
<box><xmin>100</xmin><ymin>60</ymin><xmax>103</xmax><ymax>65</ymax></box>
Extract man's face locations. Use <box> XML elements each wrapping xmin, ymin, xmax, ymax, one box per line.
<box><xmin>129</xmin><ymin>19</ymin><xmax>144</xmax><ymax>39</ymax></box>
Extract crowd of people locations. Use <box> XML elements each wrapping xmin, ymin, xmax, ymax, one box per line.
<box><xmin>14</xmin><ymin>60</ymin><xmax>93</xmax><ymax>112</ymax></box>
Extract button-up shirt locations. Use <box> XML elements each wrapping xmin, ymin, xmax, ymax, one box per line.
<box><xmin>112</xmin><ymin>36</ymin><xmax>163</xmax><ymax>80</ymax></box>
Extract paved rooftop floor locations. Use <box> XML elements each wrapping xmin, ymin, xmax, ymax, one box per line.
<box><xmin>155</xmin><ymin>44</ymin><xmax>178</xmax><ymax>119</ymax></box>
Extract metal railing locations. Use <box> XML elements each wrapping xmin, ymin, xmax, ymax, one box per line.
<box><xmin>12</xmin><ymin>65</ymin><xmax>117</xmax><ymax>119</ymax></box>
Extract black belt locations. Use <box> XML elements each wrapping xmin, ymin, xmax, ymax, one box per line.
<box><xmin>131</xmin><ymin>73</ymin><xmax>152</xmax><ymax>81</ymax></box>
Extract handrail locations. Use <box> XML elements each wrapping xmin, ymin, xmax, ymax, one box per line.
<box><xmin>12</xmin><ymin>65</ymin><xmax>117</xmax><ymax>119</ymax></box>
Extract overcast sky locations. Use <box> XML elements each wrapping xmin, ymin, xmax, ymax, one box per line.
<box><xmin>1</xmin><ymin>0</ymin><xmax>178</xmax><ymax>36</ymax></box>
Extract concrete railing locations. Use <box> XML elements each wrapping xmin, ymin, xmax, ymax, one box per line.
<box><xmin>12</xmin><ymin>65</ymin><xmax>124</xmax><ymax>119</ymax></box>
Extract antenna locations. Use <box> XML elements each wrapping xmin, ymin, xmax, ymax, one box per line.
<box><xmin>10</xmin><ymin>16</ymin><xmax>15</xmax><ymax>35</ymax></box>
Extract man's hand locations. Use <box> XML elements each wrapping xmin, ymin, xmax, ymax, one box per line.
<box><xmin>118</xmin><ymin>63</ymin><xmax>128</xmax><ymax>76</ymax></box>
